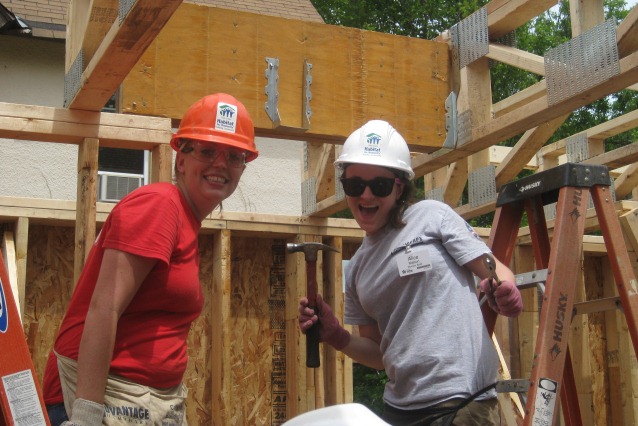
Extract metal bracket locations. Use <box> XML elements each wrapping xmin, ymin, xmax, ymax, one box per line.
<box><xmin>265</xmin><ymin>58</ymin><xmax>313</xmax><ymax>131</ymax></box>
<box><xmin>302</xmin><ymin>60</ymin><xmax>313</xmax><ymax>129</ymax></box>
<box><xmin>453</xmin><ymin>6</ymin><xmax>489</xmax><ymax>70</ymax></box>
<box><xmin>443</xmin><ymin>92</ymin><xmax>458</xmax><ymax>149</ymax></box>
<box><xmin>545</xmin><ymin>19</ymin><xmax>619</xmax><ymax>105</ymax></box>
<box><xmin>301</xmin><ymin>177</ymin><xmax>317</xmax><ymax>215</ymax></box>
<box><xmin>64</xmin><ymin>50</ymin><xmax>84</xmax><ymax>108</ymax></box>
<box><xmin>469</xmin><ymin>165</ymin><xmax>497</xmax><ymax>208</ymax></box>
<box><xmin>265</xmin><ymin>57</ymin><xmax>281</xmax><ymax>126</ymax></box>
<box><xmin>118</xmin><ymin>0</ymin><xmax>135</xmax><ymax>24</ymax></box>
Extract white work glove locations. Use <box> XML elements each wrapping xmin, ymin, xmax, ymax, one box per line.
<box><xmin>61</xmin><ymin>398</ymin><xmax>104</xmax><ymax>426</ymax></box>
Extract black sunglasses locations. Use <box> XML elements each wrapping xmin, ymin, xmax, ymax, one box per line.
<box><xmin>340</xmin><ymin>177</ymin><xmax>401</xmax><ymax>197</ymax></box>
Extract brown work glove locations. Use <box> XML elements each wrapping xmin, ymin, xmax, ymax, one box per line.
<box><xmin>298</xmin><ymin>294</ymin><xmax>351</xmax><ymax>350</ymax></box>
<box><xmin>479</xmin><ymin>278</ymin><xmax>523</xmax><ymax>317</ymax></box>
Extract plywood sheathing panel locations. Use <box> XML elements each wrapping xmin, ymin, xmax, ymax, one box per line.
<box><xmin>121</xmin><ymin>4</ymin><xmax>449</xmax><ymax>152</ymax></box>
<box><xmin>23</xmin><ymin>225</ymin><xmax>76</xmax><ymax>384</ymax></box>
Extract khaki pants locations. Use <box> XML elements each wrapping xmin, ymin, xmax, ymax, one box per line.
<box><xmin>56</xmin><ymin>352</ymin><xmax>188</xmax><ymax>426</ymax></box>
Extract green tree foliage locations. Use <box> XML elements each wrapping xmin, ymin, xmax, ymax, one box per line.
<box><xmin>316</xmin><ymin>0</ymin><xmax>638</xmax><ymax>410</ymax></box>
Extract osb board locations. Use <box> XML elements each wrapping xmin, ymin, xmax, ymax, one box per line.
<box><xmin>184</xmin><ymin>234</ymin><xmax>215</xmax><ymax>424</ymax></box>
<box><xmin>24</xmin><ymin>225</ymin><xmax>76</xmax><ymax>384</ymax></box>
<box><xmin>120</xmin><ymin>4</ymin><xmax>450</xmax><ymax>152</ymax></box>
<box><xmin>22</xmin><ymin>225</ymin><xmax>215</xmax><ymax>423</ymax></box>
<box><xmin>226</xmin><ymin>237</ymin><xmax>288</xmax><ymax>425</ymax></box>
<box><xmin>19</xmin><ymin>224</ymin><xmax>312</xmax><ymax>424</ymax></box>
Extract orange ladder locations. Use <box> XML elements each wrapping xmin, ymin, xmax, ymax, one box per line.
<box><xmin>482</xmin><ymin>162</ymin><xmax>638</xmax><ymax>425</ymax></box>
<box><xmin>0</xmin><ymin>250</ymin><xmax>49</xmax><ymax>425</ymax></box>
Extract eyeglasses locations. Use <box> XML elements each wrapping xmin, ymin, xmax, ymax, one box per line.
<box><xmin>340</xmin><ymin>176</ymin><xmax>401</xmax><ymax>197</ymax></box>
<box><xmin>180</xmin><ymin>140</ymin><xmax>246</xmax><ymax>168</ymax></box>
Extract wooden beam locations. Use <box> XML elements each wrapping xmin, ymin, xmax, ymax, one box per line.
<box><xmin>495</xmin><ymin>114</ymin><xmax>568</xmax><ymax>188</ymax></box>
<box><xmin>569</xmin><ymin>0</ymin><xmax>604</xmax><ymax>37</ymax></box>
<box><xmin>65</xmin><ymin>0</ymin><xmax>118</xmax><ymax>72</ymax></box>
<box><xmin>540</xmin><ymin>108</ymin><xmax>638</xmax><ymax>160</ymax></box>
<box><xmin>0</xmin><ymin>196</ymin><xmax>364</xmax><ymax>239</ymax></box>
<box><xmin>66</xmin><ymin>0</ymin><xmax>183</xmax><ymax>111</ymax></box>
<box><xmin>620</xmin><ymin>209</ymin><xmax>638</xmax><ymax>254</ymax></box>
<box><xmin>14</xmin><ymin>218</ymin><xmax>28</xmax><ymax>319</ymax></box>
<box><xmin>150</xmin><ymin>143</ymin><xmax>173</xmax><ymax>183</ymax></box>
<box><xmin>487</xmin><ymin>43</ymin><xmax>545</xmax><ymax>76</ymax></box>
<box><xmin>617</xmin><ymin>4</ymin><xmax>638</xmax><ymax>59</ymax></box>
<box><xmin>583</xmin><ymin>141</ymin><xmax>638</xmax><ymax>170</ymax></box>
<box><xmin>121</xmin><ymin>5</ymin><xmax>450</xmax><ymax>152</ymax></box>
<box><xmin>0</xmin><ymin>102</ymin><xmax>172</xmax><ymax>148</ymax></box>
<box><xmin>411</xmin><ymin>50</ymin><xmax>638</xmax><ymax>178</ymax></box>
<box><xmin>442</xmin><ymin>160</ymin><xmax>468</xmax><ymax>207</ymax></box>
<box><xmin>211</xmin><ymin>229</ymin><xmax>232</xmax><ymax>425</ymax></box>
<box><xmin>487</xmin><ymin>0</ymin><xmax>559</xmax><ymax>39</ymax></box>
<box><xmin>492</xmin><ymin>80</ymin><xmax>547</xmax><ymax>118</ymax></box>
<box><xmin>1</xmin><ymin>231</ymin><xmax>21</xmax><ymax>319</ymax></box>
<box><xmin>314</xmin><ymin>144</ymin><xmax>335</xmax><ymax>203</ymax></box>
<box><xmin>614</xmin><ymin>164</ymin><xmax>638</xmax><ymax>200</ymax></box>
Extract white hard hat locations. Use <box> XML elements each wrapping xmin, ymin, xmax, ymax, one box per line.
<box><xmin>335</xmin><ymin>120</ymin><xmax>414</xmax><ymax>180</ymax></box>
<box><xmin>282</xmin><ymin>403</ymin><xmax>391</xmax><ymax>426</ymax></box>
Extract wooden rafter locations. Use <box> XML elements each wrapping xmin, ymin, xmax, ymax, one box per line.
<box><xmin>65</xmin><ymin>0</ymin><xmax>183</xmax><ymax>111</ymax></box>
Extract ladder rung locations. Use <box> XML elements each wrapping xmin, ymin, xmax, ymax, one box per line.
<box><xmin>495</xmin><ymin>379</ymin><xmax>531</xmax><ymax>393</ymax></box>
<box><xmin>573</xmin><ymin>296</ymin><xmax>622</xmax><ymax>316</ymax></box>
<box><xmin>515</xmin><ymin>269</ymin><xmax>548</xmax><ymax>290</ymax></box>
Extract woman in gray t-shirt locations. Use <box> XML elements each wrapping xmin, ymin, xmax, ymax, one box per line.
<box><xmin>298</xmin><ymin>120</ymin><xmax>523</xmax><ymax>426</ymax></box>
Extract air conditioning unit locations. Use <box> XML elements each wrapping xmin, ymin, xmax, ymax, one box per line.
<box><xmin>98</xmin><ymin>172</ymin><xmax>144</xmax><ymax>202</ymax></box>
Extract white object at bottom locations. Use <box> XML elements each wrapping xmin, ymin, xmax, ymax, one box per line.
<box><xmin>282</xmin><ymin>403</ymin><xmax>391</xmax><ymax>426</ymax></box>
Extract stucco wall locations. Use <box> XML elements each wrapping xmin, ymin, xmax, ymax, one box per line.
<box><xmin>0</xmin><ymin>35</ymin><xmax>303</xmax><ymax>215</ymax></box>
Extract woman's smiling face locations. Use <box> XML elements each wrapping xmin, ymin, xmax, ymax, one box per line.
<box><xmin>343</xmin><ymin>164</ymin><xmax>403</xmax><ymax>236</ymax></box>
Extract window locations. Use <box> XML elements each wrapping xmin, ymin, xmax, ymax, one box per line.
<box><xmin>97</xmin><ymin>93</ymin><xmax>150</xmax><ymax>202</ymax></box>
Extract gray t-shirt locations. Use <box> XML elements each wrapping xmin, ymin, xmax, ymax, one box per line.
<box><xmin>344</xmin><ymin>200</ymin><xmax>499</xmax><ymax>409</ymax></box>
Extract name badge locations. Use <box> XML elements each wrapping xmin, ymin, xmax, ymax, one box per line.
<box><xmin>397</xmin><ymin>245</ymin><xmax>431</xmax><ymax>277</ymax></box>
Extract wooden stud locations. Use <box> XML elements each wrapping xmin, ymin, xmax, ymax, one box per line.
<box><xmin>74</xmin><ymin>137</ymin><xmax>98</xmax><ymax>285</ymax></box>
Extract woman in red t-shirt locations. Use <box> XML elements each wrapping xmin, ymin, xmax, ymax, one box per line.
<box><xmin>43</xmin><ymin>93</ymin><xmax>259</xmax><ymax>426</ymax></box>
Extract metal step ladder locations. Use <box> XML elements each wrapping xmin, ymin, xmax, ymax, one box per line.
<box><xmin>0</xmin><ymin>250</ymin><xmax>49</xmax><ymax>425</ymax></box>
<box><xmin>482</xmin><ymin>162</ymin><xmax>638</xmax><ymax>425</ymax></box>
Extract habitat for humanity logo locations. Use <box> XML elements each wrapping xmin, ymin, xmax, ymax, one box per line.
<box><xmin>363</xmin><ymin>132</ymin><xmax>382</xmax><ymax>156</ymax></box>
<box><xmin>215</xmin><ymin>103</ymin><xmax>238</xmax><ymax>133</ymax></box>
<box><xmin>0</xmin><ymin>277</ymin><xmax>8</xmax><ymax>333</ymax></box>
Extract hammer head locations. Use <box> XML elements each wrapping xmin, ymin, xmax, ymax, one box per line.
<box><xmin>286</xmin><ymin>242</ymin><xmax>340</xmax><ymax>262</ymax></box>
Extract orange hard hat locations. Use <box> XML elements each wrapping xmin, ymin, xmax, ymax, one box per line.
<box><xmin>170</xmin><ymin>93</ymin><xmax>258</xmax><ymax>162</ymax></box>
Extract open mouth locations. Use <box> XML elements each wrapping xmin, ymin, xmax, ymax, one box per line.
<box><xmin>359</xmin><ymin>205</ymin><xmax>379</xmax><ymax>217</ymax></box>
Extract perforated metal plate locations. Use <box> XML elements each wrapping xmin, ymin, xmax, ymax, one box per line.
<box><xmin>119</xmin><ymin>0</ymin><xmax>135</xmax><ymax>23</ymax></box>
<box><xmin>334</xmin><ymin>171</ymin><xmax>345</xmax><ymax>202</ymax></box>
<box><xmin>456</xmin><ymin>110</ymin><xmax>473</xmax><ymax>147</ymax></box>
<box><xmin>454</xmin><ymin>7</ymin><xmax>489</xmax><ymax>69</ymax></box>
<box><xmin>301</xmin><ymin>177</ymin><xmax>316</xmax><ymax>215</ymax></box>
<box><xmin>425</xmin><ymin>187</ymin><xmax>444</xmax><ymax>202</ymax></box>
<box><xmin>469</xmin><ymin>165</ymin><xmax>496</xmax><ymax>208</ymax></box>
<box><xmin>566</xmin><ymin>133</ymin><xmax>589</xmax><ymax>163</ymax></box>
<box><xmin>545</xmin><ymin>19</ymin><xmax>619</xmax><ymax>106</ymax></box>
<box><xmin>64</xmin><ymin>51</ymin><xmax>83</xmax><ymax>107</ymax></box>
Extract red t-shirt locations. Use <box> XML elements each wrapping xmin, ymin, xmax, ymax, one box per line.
<box><xmin>43</xmin><ymin>183</ymin><xmax>203</xmax><ymax>404</ymax></box>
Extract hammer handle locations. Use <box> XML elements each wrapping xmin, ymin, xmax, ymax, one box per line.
<box><xmin>306</xmin><ymin>260</ymin><xmax>320</xmax><ymax>368</ymax></box>
<box><xmin>306</xmin><ymin>315</ymin><xmax>321</xmax><ymax>368</ymax></box>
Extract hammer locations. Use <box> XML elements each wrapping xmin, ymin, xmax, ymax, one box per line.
<box><xmin>287</xmin><ymin>242</ymin><xmax>340</xmax><ymax>368</ymax></box>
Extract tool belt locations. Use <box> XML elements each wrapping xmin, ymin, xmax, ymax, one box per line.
<box><xmin>384</xmin><ymin>382</ymin><xmax>498</xmax><ymax>426</ymax></box>
<box><xmin>56</xmin><ymin>351</ymin><xmax>188</xmax><ymax>425</ymax></box>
